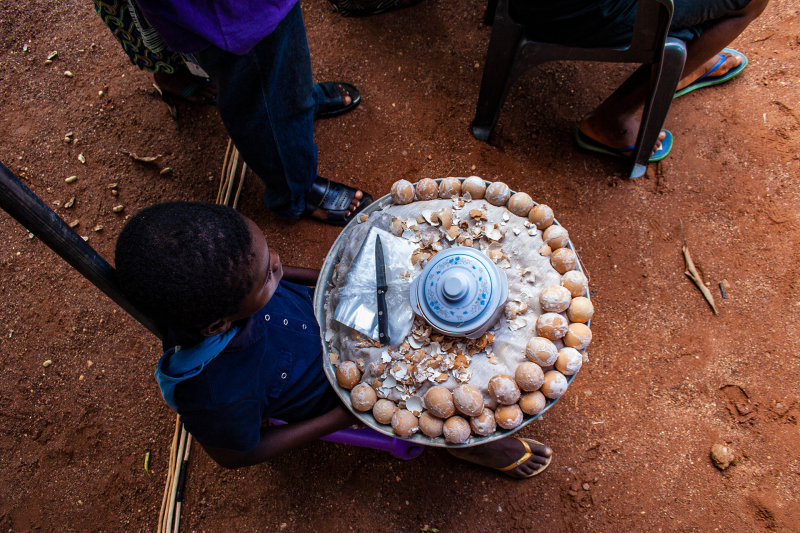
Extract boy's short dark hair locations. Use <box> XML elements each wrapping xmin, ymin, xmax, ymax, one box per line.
<box><xmin>114</xmin><ymin>202</ymin><xmax>257</xmax><ymax>331</ymax></box>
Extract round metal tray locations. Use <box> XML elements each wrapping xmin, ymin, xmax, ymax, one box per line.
<box><xmin>313</xmin><ymin>180</ymin><xmax>589</xmax><ymax>448</ymax></box>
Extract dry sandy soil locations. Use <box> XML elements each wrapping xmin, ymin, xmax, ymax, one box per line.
<box><xmin>1</xmin><ymin>0</ymin><xmax>799</xmax><ymax>531</ymax></box>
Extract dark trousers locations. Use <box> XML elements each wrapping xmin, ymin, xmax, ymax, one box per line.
<box><xmin>195</xmin><ymin>3</ymin><xmax>319</xmax><ymax>219</ymax></box>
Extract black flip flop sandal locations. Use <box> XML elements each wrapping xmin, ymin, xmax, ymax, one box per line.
<box><xmin>303</xmin><ymin>177</ymin><xmax>374</xmax><ymax>226</ymax></box>
<box><xmin>315</xmin><ymin>82</ymin><xmax>361</xmax><ymax>119</ymax></box>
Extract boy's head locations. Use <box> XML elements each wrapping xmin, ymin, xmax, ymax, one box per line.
<box><xmin>115</xmin><ymin>202</ymin><xmax>282</xmax><ymax>335</ymax></box>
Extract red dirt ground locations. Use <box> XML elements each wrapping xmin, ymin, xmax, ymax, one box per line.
<box><xmin>1</xmin><ymin>0</ymin><xmax>799</xmax><ymax>531</ymax></box>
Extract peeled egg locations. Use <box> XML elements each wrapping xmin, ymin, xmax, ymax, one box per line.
<box><xmin>391</xmin><ymin>409</ymin><xmax>419</xmax><ymax>437</ymax></box>
<box><xmin>415</xmin><ymin>178</ymin><xmax>439</xmax><ymax>201</ymax></box>
<box><xmin>372</xmin><ymin>399</ymin><xmax>398</xmax><ymax>424</ymax></box>
<box><xmin>528</xmin><ymin>204</ymin><xmax>554</xmax><ymax>229</ymax></box>
<box><xmin>469</xmin><ymin>408</ymin><xmax>497</xmax><ymax>436</ymax></box>
<box><xmin>461</xmin><ymin>176</ymin><xmax>486</xmax><ymax>199</ymax></box>
<box><xmin>561</xmin><ymin>271</ymin><xmax>588</xmax><ymax>298</ymax></box>
<box><xmin>539</xmin><ymin>285</ymin><xmax>572</xmax><ymax>313</ymax></box>
<box><xmin>391</xmin><ymin>179</ymin><xmax>415</xmax><ymax>205</ymax></box>
<box><xmin>507</xmin><ymin>192</ymin><xmax>534</xmax><ymax>217</ymax></box>
<box><xmin>452</xmin><ymin>384</ymin><xmax>484</xmax><ymax>417</ymax></box>
<box><xmin>336</xmin><ymin>361</ymin><xmax>361</xmax><ymax>389</ymax></box>
<box><xmin>485</xmin><ymin>182</ymin><xmax>511</xmax><ymax>206</ymax></box>
<box><xmin>495</xmin><ymin>404</ymin><xmax>523</xmax><ymax>430</ymax></box>
<box><xmin>543</xmin><ymin>225</ymin><xmax>569</xmax><ymax>249</ymax></box>
<box><xmin>424</xmin><ymin>386</ymin><xmax>456</xmax><ymax>418</ymax></box>
<box><xmin>515</xmin><ymin>361</ymin><xmax>545</xmax><ymax>391</ymax></box>
<box><xmin>443</xmin><ymin>416</ymin><xmax>471</xmax><ymax>444</ymax></box>
<box><xmin>541</xmin><ymin>370</ymin><xmax>568</xmax><ymax>399</ymax></box>
<box><xmin>419</xmin><ymin>411</ymin><xmax>444</xmax><ymax>437</ymax></box>
<box><xmin>555</xmin><ymin>347</ymin><xmax>583</xmax><ymax>375</ymax></box>
<box><xmin>526</xmin><ymin>337</ymin><xmax>559</xmax><ymax>366</ymax></box>
<box><xmin>488</xmin><ymin>374</ymin><xmax>521</xmax><ymax>405</ymax></box>
<box><xmin>567</xmin><ymin>296</ymin><xmax>594</xmax><ymax>323</ymax></box>
<box><xmin>519</xmin><ymin>391</ymin><xmax>547</xmax><ymax>415</ymax></box>
<box><xmin>350</xmin><ymin>383</ymin><xmax>377</xmax><ymax>411</ymax></box>
<box><xmin>536</xmin><ymin>313</ymin><xmax>569</xmax><ymax>340</ymax></box>
<box><xmin>564</xmin><ymin>323</ymin><xmax>592</xmax><ymax>350</ymax></box>
<box><xmin>438</xmin><ymin>177</ymin><xmax>462</xmax><ymax>199</ymax></box>
<box><xmin>550</xmin><ymin>248</ymin><xmax>578</xmax><ymax>275</ymax></box>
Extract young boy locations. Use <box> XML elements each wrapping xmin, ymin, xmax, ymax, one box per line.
<box><xmin>115</xmin><ymin>202</ymin><xmax>552</xmax><ymax>477</ymax></box>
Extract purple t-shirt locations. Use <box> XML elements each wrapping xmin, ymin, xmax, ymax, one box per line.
<box><xmin>134</xmin><ymin>0</ymin><xmax>298</xmax><ymax>55</ymax></box>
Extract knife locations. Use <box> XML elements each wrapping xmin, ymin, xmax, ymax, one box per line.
<box><xmin>375</xmin><ymin>235</ymin><xmax>389</xmax><ymax>346</ymax></box>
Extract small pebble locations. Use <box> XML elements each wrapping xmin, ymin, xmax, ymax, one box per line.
<box><xmin>69</xmin><ymin>220</ymin><xmax>79</xmax><ymax>228</ymax></box>
<box><xmin>78</xmin><ymin>153</ymin><xmax>85</xmax><ymax>164</ymax></box>
<box><xmin>98</xmin><ymin>90</ymin><xmax>104</xmax><ymax>97</ymax></box>
<box><xmin>112</xmin><ymin>205</ymin><xmax>124</xmax><ymax>213</ymax></box>
<box><xmin>93</xmin><ymin>225</ymin><xmax>103</xmax><ymax>232</ymax></box>
<box><xmin>43</xmin><ymin>360</ymin><xmax>52</xmax><ymax>368</ymax></box>
<box><xmin>64</xmin><ymin>71</ymin><xmax>73</xmax><ymax>78</ymax></box>
<box><xmin>582</xmin><ymin>483</ymin><xmax>590</xmax><ymax>490</ymax></box>
<box><xmin>65</xmin><ymin>175</ymin><xmax>77</xmax><ymax>183</ymax></box>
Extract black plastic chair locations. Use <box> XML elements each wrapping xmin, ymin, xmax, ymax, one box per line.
<box><xmin>474</xmin><ymin>0</ymin><xmax>687</xmax><ymax>178</ymax></box>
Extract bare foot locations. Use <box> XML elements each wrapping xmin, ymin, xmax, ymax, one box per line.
<box><xmin>579</xmin><ymin>114</ymin><xmax>666</xmax><ymax>156</ymax></box>
<box><xmin>448</xmin><ymin>437</ymin><xmax>552</xmax><ymax>479</ymax></box>
<box><xmin>677</xmin><ymin>50</ymin><xmax>743</xmax><ymax>91</ymax></box>
<box><xmin>153</xmin><ymin>69</ymin><xmax>216</xmax><ymax>104</ymax></box>
<box><xmin>309</xmin><ymin>189</ymin><xmax>363</xmax><ymax>220</ymax></box>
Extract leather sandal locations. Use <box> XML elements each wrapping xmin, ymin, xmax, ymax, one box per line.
<box><xmin>315</xmin><ymin>82</ymin><xmax>361</xmax><ymax>119</ymax></box>
<box><xmin>303</xmin><ymin>177</ymin><xmax>374</xmax><ymax>226</ymax></box>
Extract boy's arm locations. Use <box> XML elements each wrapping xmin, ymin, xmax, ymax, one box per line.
<box><xmin>200</xmin><ymin>405</ymin><xmax>357</xmax><ymax>469</ymax></box>
<box><xmin>280</xmin><ymin>266</ymin><xmax>320</xmax><ymax>286</ymax></box>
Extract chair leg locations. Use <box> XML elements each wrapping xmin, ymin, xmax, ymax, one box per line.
<box><xmin>629</xmin><ymin>38</ymin><xmax>687</xmax><ymax>177</ymax></box>
<box><xmin>472</xmin><ymin>24</ymin><xmax>524</xmax><ymax>142</ymax></box>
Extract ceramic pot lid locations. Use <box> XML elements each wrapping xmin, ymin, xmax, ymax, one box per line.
<box><xmin>414</xmin><ymin>247</ymin><xmax>504</xmax><ymax>334</ymax></box>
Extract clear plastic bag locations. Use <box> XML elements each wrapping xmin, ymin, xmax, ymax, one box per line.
<box><xmin>333</xmin><ymin>227</ymin><xmax>419</xmax><ymax>346</ymax></box>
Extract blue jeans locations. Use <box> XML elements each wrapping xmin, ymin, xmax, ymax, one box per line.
<box><xmin>195</xmin><ymin>2</ymin><xmax>320</xmax><ymax>219</ymax></box>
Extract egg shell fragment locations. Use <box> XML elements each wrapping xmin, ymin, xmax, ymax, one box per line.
<box><xmin>528</xmin><ymin>204</ymin><xmax>554</xmax><ymax>229</ymax></box>
<box><xmin>336</xmin><ymin>361</ymin><xmax>361</xmax><ymax>389</ymax></box>
<box><xmin>415</xmin><ymin>178</ymin><xmax>439</xmax><ymax>201</ymax></box>
<box><xmin>391</xmin><ymin>409</ymin><xmax>419</xmax><ymax>437</ymax></box>
<box><xmin>419</xmin><ymin>411</ymin><xmax>445</xmax><ymax>437</ymax></box>
<box><xmin>461</xmin><ymin>176</ymin><xmax>486</xmax><ymax>199</ymax></box>
<box><xmin>525</xmin><ymin>337</ymin><xmax>559</xmax><ymax>366</ymax></box>
<box><xmin>391</xmin><ymin>179</ymin><xmax>415</xmax><ymax>205</ymax></box>
<box><xmin>425</xmin><ymin>386</ymin><xmax>456</xmax><ymax>418</ymax></box>
<box><xmin>495</xmin><ymin>404</ymin><xmax>524</xmax><ymax>430</ymax></box>
<box><xmin>452</xmin><ymin>384</ymin><xmax>485</xmax><ymax>417</ymax></box>
<box><xmin>536</xmin><ymin>313</ymin><xmax>569</xmax><ymax>340</ymax></box>
<box><xmin>515</xmin><ymin>362</ymin><xmax>545</xmax><ymax>391</ymax></box>
<box><xmin>443</xmin><ymin>416</ymin><xmax>471</xmax><ymax>444</ymax></box>
<box><xmin>541</xmin><ymin>370</ymin><xmax>569</xmax><ymax>399</ymax></box>
<box><xmin>469</xmin><ymin>408</ymin><xmax>497</xmax><ymax>436</ymax></box>
<box><xmin>488</xmin><ymin>374</ymin><xmax>521</xmax><ymax>405</ymax></box>
<box><xmin>350</xmin><ymin>383</ymin><xmax>377</xmax><ymax>411</ymax></box>
<box><xmin>519</xmin><ymin>391</ymin><xmax>547</xmax><ymax>415</ymax></box>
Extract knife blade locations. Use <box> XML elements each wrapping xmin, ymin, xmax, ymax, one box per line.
<box><xmin>375</xmin><ymin>235</ymin><xmax>389</xmax><ymax>346</ymax></box>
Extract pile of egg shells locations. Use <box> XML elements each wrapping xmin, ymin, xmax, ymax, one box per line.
<box><xmin>332</xmin><ymin>177</ymin><xmax>593</xmax><ymax>444</ymax></box>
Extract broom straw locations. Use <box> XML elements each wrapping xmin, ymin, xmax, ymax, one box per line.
<box><xmin>157</xmin><ymin>415</ymin><xmax>181</xmax><ymax>532</ymax></box>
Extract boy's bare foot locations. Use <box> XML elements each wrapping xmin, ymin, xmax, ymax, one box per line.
<box><xmin>153</xmin><ymin>69</ymin><xmax>216</xmax><ymax>104</ymax></box>
<box><xmin>309</xmin><ymin>190</ymin><xmax>364</xmax><ymax>220</ymax></box>
<box><xmin>676</xmin><ymin>50</ymin><xmax>743</xmax><ymax>91</ymax></box>
<box><xmin>578</xmin><ymin>114</ymin><xmax>666</xmax><ymax>157</ymax></box>
<box><xmin>448</xmin><ymin>436</ymin><xmax>552</xmax><ymax>479</ymax></box>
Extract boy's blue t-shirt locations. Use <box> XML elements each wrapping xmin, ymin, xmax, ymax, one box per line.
<box><xmin>163</xmin><ymin>281</ymin><xmax>339</xmax><ymax>452</ymax></box>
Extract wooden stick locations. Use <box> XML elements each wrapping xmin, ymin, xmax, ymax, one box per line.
<box><xmin>216</xmin><ymin>139</ymin><xmax>232</xmax><ymax>204</ymax></box>
<box><xmin>172</xmin><ymin>434</ymin><xmax>193</xmax><ymax>533</ymax></box>
<box><xmin>165</xmin><ymin>427</ymin><xmax>187</xmax><ymax>533</ymax></box>
<box><xmin>158</xmin><ymin>415</ymin><xmax>181</xmax><ymax>533</ymax></box>
<box><xmin>683</xmin><ymin>243</ymin><xmax>718</xmax><ymax>315</ymax></box>
<box><xmin>233</xmin><ymin>163</ymin><xmax>247</xmax><ymax>210</ymax></box>
<box><xmin>224</xmin><ymin>149</ymin><xmax>240</xmax><ymax>206</ymax></box>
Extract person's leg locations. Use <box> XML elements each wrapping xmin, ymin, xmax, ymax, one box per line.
<box><xmin>579</xmin><ymin>0</ymin><xmax>768</xmax><ymax>152</ymax></box>
<box><xmin>92</xmin><ymin>0</ymin><xmax>215</xmax><ymax>103</ymax></box>
<box><xmin>195</xmin><ymin>4</ymin><xmax>362</xmax><ymax>219</ymax></box>
<box><xmin>448</xmin><ymin>437</ymin><xmax>553</xmax><ymax>479</ymax></box>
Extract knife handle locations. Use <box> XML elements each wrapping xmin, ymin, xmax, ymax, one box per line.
<box><xmin>377</xmin><ymin>288</ymin><xmax>389</xmax><ymax>345</ymax></box>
